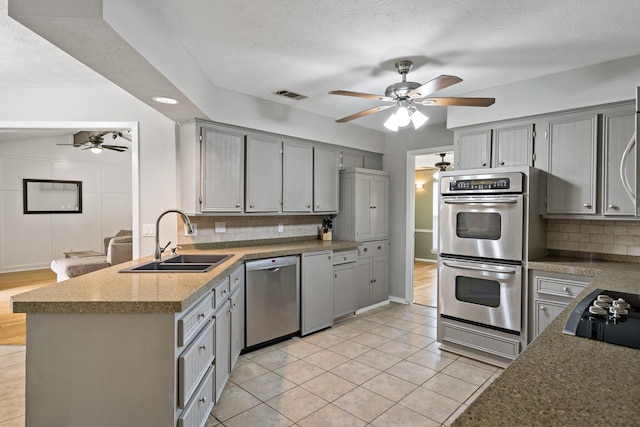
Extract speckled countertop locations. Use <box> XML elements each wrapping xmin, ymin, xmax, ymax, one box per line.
<box><xmin>454</xmin><ymin>256</ymin><xmax>640</xmax><ymax>426</ymax></box>
<box><xmin>11</xmin><ymin>239</ymin><xmax>359</xmax><ymax>315</ymax></box>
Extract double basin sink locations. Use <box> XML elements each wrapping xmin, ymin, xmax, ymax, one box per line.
<box><xmin>120</xmin><ymin>254</ymin><xmax>233</xmax><ymax>273</ymax></box>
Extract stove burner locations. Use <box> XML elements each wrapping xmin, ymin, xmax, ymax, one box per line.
<box><xmin>564</xmin><ymin>289</ymin><xmax>640</xmax><ymax>349</ymax></box>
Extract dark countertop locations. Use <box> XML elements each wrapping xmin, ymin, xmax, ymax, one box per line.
<box><xmin>454</xmin><ymin>256</ymin><xmax>640</xmax><ymax>426</ymax></box>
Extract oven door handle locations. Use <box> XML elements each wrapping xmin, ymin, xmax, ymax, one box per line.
<box><xmin>442</xmin><ymin>261</ymin><xmax>518</xmax><ymax>274</ymax></box>
<box><xmin>442</xmin><ymin>198</ymin><xmax>519</xmax><ymax>204</ymax></box>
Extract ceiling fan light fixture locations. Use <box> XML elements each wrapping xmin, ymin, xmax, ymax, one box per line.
<box><xmin>410</xmin><ymin>109</ymin><xmax>429</xmax><ymax>129</ymax></box>
<box><xmin>90</xmin><ymin>146</ymin><xmax>103</xmax><ymax>154</ymax></box>
<box><xmin>395</xmin><ymin>106</ymin><xmax>411</xmax><ymax>127</ymax></box>
<box><xmin>383</xmin><ymin>113</ymin><xmax>399</xmax><ymax>131</ymax></box>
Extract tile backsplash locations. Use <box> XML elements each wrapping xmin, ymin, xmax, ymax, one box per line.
<box><xmin>547</xmin><ymin>219</ymin><xmax>640</xmax><ymax>256</ymax></box>
<box><xmin>178</xmin><ymin>215</ymin><xmax>327</xmax><ymax>246</ymax></box>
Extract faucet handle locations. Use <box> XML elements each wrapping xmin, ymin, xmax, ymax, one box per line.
<box><xmin>160</xmin><ymin>241</ymin><xmax>171</xmax><ymax>254</ymax></box>
<box><xmin>170</xmin><ymin>245</ymin><xmax>182</xmax><ymax>256</ymax></box>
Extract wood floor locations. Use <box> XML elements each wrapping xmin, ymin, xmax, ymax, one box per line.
<box><xmin>413</xmin><ymin>260</ymin><xmax>437</xmax><ymax>307</ymax></box>
<box><xmin>0</xmin><ymin>269</ymin><xmax>56</xmax><ymax>345</ymax></box>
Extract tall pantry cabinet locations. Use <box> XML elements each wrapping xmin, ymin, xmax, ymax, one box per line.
<box><xmin>334</xmin><ymin>168</ymin><xmax>390</xmax><ymax>309</ymax></box>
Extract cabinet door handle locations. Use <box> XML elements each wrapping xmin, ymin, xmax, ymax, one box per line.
<box><xmin>377</xmin><ymin>246</ymin><xmax>382</xmax><ymax>250</ymax></box>
<box><xmin>608</xmin><ymin>204</ymin><xmax>619</xmax><ymax>210</ymax></box>
<box><xmin>539</xmin><ymin>305</ymin><xmax>546</xmax><ymax>311</ymax></box>
<box><xmin>250</xmin><ymin>203</ymin><xmax>255</xmax><ymax>208</ymax></box>
<box><xmin>335</xmin><ymin>273</ymin><xmax>338</xmax><ymax>278</ymax></box>
<box><xmin>197</xmin><ymin>312</ymin><xmax>206</xmax><ymax>319</ymax></box>
<box><xmin>481</xmin><ymin>162</ymin><xmax>487</xmax><ymax>167</ymax></box>
<box><xmin>307</xmin><ymin>205</ymin><xmax>311</xmax><ymax>209</ymax></box>
<box><xmin>583</xmin><ymin>203</ymin><xmax>592</xmax><ymax>208</ymax></box>
<box><xmin>199</xmin><ymin>397</ymin><xmax>207</xmax><ymax>404</ymax></box>
<box><xmin>199</xmin><ymin>345</ymin><xmax>207</xmax><ymax>350</ymax></box>
<box><xmin>363</xmin><ymin>248</ymin><xmax>368</xmax><ymax>252</ymax></box>
<box><xmin>235</xmin><ymin>203</ymin><xmax>241</xmax><ymax>208</ymax></box>
<box><xmin>499</xmin><ymin>161</ymin><xmax>505</xmax><ymax>166</ymax></box>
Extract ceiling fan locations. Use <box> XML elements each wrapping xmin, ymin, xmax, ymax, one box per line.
<box><xmin>434</xmin><ymin>153</ymin><xmax>452</xmax><ymax>171</ymax></box>
<box><xmin>57</xmin><ymin>131</ymin><xmax>130</xmax><ymax>153</ymax></box>
<box><xmin>329</xmin><ymin>60</ymin><xmax>495</xmax><ymax>131</ymax></box>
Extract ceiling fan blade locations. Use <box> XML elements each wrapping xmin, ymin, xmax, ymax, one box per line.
<box><xmin>329</xmin><ymin>90</ymin><xmax>394</xmax><ymax>102</ymax></box>
<box><xmin>418</xmin><ymin>97</ymin><xmax>495</xmax><ymax>107</ymax></box>
<box><xmin>102</xmin><ymin>144</ymin><xmax>129</xmax><ymax>150</ymax></box>
<box><xmin>335</xmin><ymin>104</ymin><xmax>395</xmax><ymax>123</ymax></box>
<box><xmin>104</xmin><ymin>146</ymin><xmax>127</xmax><ymax>152</ymax></box>
<box><xmin>407</xmin><ymin>75</ymin><xmax>463</xmax><ymax>98</ymax></box>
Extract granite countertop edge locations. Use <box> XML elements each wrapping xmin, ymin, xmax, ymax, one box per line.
<box><xmin>11</xmin><ymin>239</ymin><xmax>361</xmax><ymax>315</ymax></box>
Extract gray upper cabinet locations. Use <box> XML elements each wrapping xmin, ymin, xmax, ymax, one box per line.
<box><xmin>454</xmin><ymin>128</ymin><xmax>492</xmax><ymax>169</ymax></box>
<box><xmin>454</xmin><ymin>122</ymin><xmax>533</xmax><ymax>170</ymax></box>
<box><xmin>546</xmin><ymin>112</ymin><xmax>598</xmax><ymax>214</ymax></box>
<box><xmin>246</xmin><ymin>134</ymin><xmax>282</xmax><ymax>213</ymax></box>
<box><xmin>602</xmin><ymin>105</ymin><xmax>636</xmax><ymax>216</ymax></box>
<box><xmin>341</xmin><ymin>150</ymin><xmax>364</xmax><ymax>170</ymax></box>
<box><xmin>313</xmin><ymin>146</ymin><xmax>340</xmax><ymax>213</ymax></box>
<box><xmin>283</xmin><ymin>140</ymin><xmax>313</xmax><ymax>212</ymax></box>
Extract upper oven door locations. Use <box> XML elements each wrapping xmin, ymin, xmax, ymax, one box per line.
<box><xmin>439</xmin><ymin>194</ymin><xmax>524</xmax><ymax>262</ymax></box>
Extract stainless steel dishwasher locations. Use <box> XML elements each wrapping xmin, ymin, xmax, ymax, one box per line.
<box><xmin>245</xmin><ymin>256</ymin><xmax>300</xmax><ymax>349</ymax></box>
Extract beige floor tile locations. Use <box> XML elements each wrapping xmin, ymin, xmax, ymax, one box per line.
<box><xmin>406</xmin><ymin>305</ymin><xmax>437</xmax><ymax>318</ymax></box>
<box><xmin>266</xmin><ymin>386</ymin><xmax>328</xmax><ymax>422</ymax></box>
<box><xmin>274</xmin><ymin>360</ymin><xmax>325</xmax><ymax>385</ymax></box>
<box><xmin>327</xmin><ymin>341</ymin><xmax>371</xmax><ymax>359</ymax></box>
<box><xmin>229</xmin><ymin>358</ymin><xmax>270</xmax><ymax>384</ymax></box>
<box><xmin>455</xmin><ymin>356</ymin><xmax>501</xmax><ymax>373</ymax></box>
<box><xmin>361</xmin><ymin>372</ymin><xmax>417</xmax><ymax>402</ymax></box>
<box><xmin>331</xmin><ymin>360</ymin><xmax>381</xmax><ymax>385</ymax></box>
<box><xmin>251</xmin><ymin>349</ymin><xmax>299</xmax><ymax>370</ymax></box>
<box><xmin>385</xmin><ymin>360</ymin><xmax>438</xmax><ymax>385</ymax></box>
<box><xmin>367</xmin><ymin>325</ymin><xmax>405</xmax><ymax>339</ymax></box>
<box><xmin>326</xmin><ymin>325</ymin><xmax>363</xmax><ymax>340</ymax></box>
<box><xmin>211</xmin><ymin>383</ymin><xmax>261</xmax><ymax>421</ymax></box>
<box><xmin>302</xmin><ymin>349</ymin><xmax>349</xmax><ymax>371</ymax></box>
<box><xmin>423</xmin><ymin>341</ymin><xmax>460</xmax><ymax>359</ymax></box>
<box><xmin>365</xmin><ymin>313</ymin><xmax>400</xmax><ymax>325</ymax></box>
<box><xmin>392</xmin><ymin>332</ymin><xmax>436</xmax><ymax>349</ymax></box>
<box><xmin>441</xmin><ymin>359</ymin><xmax>495</xmax><ymax>386</ymax></box>
<box><xmin>354</xmin><ymin>349</ymin><xmax>402</xmax><ymax>371</ymax></box>
<box><xmin>405</xmin><ymin>348</ymin><xmax>456</xmax><ymax>371</ymax></box>
<box><xmin>0</xmin><ymin>395</ymin><xmax>25</xmax><ymax>424</ymax></box>
<box><xmin>0</xmin><ymin>415</ymin><xmax>25</xmax><ymax>427</ymax></box>
<box><xmin>300</xmin><ymin>372</ymin><xmax>357</xmax><ymax>402</ymax></box>
<box><xmin>375</xmin><ymin>340</ymin><xmax>421</xmax><ymax>359</ymax></box>
<box><xmin>333</xmin><ymin>387</ymin><xmax>394</xmax><ymax>423</ymax></box>
<box><xmin>423</xmin><ymin>373</ymin><xmax>479</xmax><ymax>403</ymax></box>
<box><xmin>350</xmin><ymin>332</ymin><xmax>390</xmax><ymax>348</ymax></box>
<box><xmin>242</xmin><ymin>344</ymin><xmax>279</xmax><ymax>360</ymax></box>
<box><xmin>204</xmin><ymin>414</ymin><xmax>220</xmax><ymax>427</ymax></box>
<box><xmin>443</xmin><ymin>403</ymin><xmax>469</xmax><ymax>426</ymax></box>
<box><xmin>240</xmin><ymin>372</ymin><xmax>297</xmax><ymax>401</ymax></box>
<box><xmin>297</xmin><ymin>403</ymin><xmax>366</xmax><ymax>427</ymax></box>
<box><xmin>342</xmin><ymin>319</ymin><xmax>378</xmax><ymax>332</ymax></box>
<box><xmin>386</xmin><ymin>318</ymin><xmax>422</xmax><ymax>332</ymax></box>
<box><xmin>398</xmin><ymin>312</ymin><xmax>435</xmax><ymax>325</ymax></box>
<box><xmin>301</xmin><ymin>330</ymin><xmax>345</xmax><ymax>348</ymax></box>
<box><xmin>464</xmin><ymin>384</ymin><xmax>487</xmax><ymax>405</ymax></box>
<box><xmin>399</xmin><ymin>387</ymin><xmax>462</xmax><ymax>424</ymax></box>
<box><xmin>224</xmin><ymin>403</ymin><xmax>294</xmax><ymax>427</ymax></box>
<box><xmin>410</xmin><ymin>325</ymin><xmax>437</xmax><ymax>338</ymax></box>
<box><xmin>279</xmin><ymin>340</ymin><xmax>323</xmax><ymax>359</ymax></box>
<box><xmin>370</xmin><ymin>404</ymin><xmax>440</xmax><ymax>427</ymax></box>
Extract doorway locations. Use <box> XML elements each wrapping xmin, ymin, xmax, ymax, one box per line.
<box><xmin>406</xmin><ymin>148</ymin><xmax>454</xmax><ymax>307</ymax></box>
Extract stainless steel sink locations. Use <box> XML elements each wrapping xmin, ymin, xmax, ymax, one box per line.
<box><xmin>120</xmin><ymin>254</ymin><xmax>233</xmax><ymax>273</ymax></box>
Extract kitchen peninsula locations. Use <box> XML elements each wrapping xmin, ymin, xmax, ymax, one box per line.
<box><xmin>454</xmin><ymin>256</ymin><xmax>640</xmax><ymax>426</ymax></box>
<box><xmin>11</xmin><ymin>239</ymin><xmax>359</xmax><ymax>427</ymax></box>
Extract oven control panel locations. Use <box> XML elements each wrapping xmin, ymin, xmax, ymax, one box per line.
<box><xmin>440</xmin><ymin>172</ymin><xmax>524</xmax><ymax>194</ymax></box>
<box><xmin>449</xmin><ymin>178</ymin><xmax>510</xmax><ymax>191</ymax></box>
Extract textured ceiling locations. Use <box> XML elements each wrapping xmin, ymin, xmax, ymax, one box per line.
<box><xmin>3</xmin><ymin>0</ymin><xmax>640</xmax><ymax>132</ymax></box>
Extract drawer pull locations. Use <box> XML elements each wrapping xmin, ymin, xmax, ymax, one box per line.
<box><xmin>539</xmin><ymin>305</ymin><xmax>546</xmax><ymax>311</ymax></box>
<box><xmin>235</xmin><ymin>203</ymin><xmax>241</xmax><ymax>208</ymax></box>
<box><xmin>377</xmin><ymin>246</ymin><xmax>382</xmax><ymax>250</ymax></box>
<box><xmin>363</xmin><ymin>248</ymin><xmax>368</xmax><ymax>252</ymax></box>
<box><xmin>199</xmin><ymin>396</ymin><xmax>207</xmax><ymax>404</ymax></box>
<box><xmin>199</xmin><ymin>345</ymin><xmax>207</xmax><ymax>350</ymax></box>
<box><xmin>197</xmin><ymin>312</ymin><xmax>206</xmax><ymax>319</ymax></box>
<box><xmin>563</xmin><ymin>286</ymin><xmax>569</xmax><ymax>292</ymax></box>
<box><xmin>481</xmin><ymin>162</ymin><xmax>487</xmax><ymax>167</ymax></box>
<box><xmin>583</xmin><ymin>203</ymin><xmax>592</xmax><ymax>209</ymax></box>
<box><xmin>499</xmin><ymin>161</ymin><xmax>505</xmax><ymax>166</ymax></box>
<box><xmin>235</xmin><ymin>277</ymin><xmax>239</xmax><ymax>283</ymax></box>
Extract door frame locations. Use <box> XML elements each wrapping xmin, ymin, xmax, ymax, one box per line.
<box><xmin>404</xmin><ymin>145</ymin><xmax>453</xmax><ymax>304</ymax></box>
<box><xmin>0</xmin><ymin>120</ymin><xmax>140</xmax><ymax>258</ymax></box>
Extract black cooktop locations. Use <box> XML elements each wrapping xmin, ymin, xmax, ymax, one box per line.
<box><xmin>563</xmin><ymin>289</ymin><xmax>640</xmax><ymax>349</ymax></box>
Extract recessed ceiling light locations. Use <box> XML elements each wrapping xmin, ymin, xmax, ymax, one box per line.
<box><xmin>152</xmin><ymin>96</ymin><xmax>180</xmax><ymax>105</ymax></box>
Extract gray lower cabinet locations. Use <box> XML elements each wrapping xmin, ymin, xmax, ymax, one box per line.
<box><xmin>528</xmin><ymin>269</ymin><xmax>591</xmax><ymax>341</ymax></box>
<box><xmin>213</xmin><ymin>278</ymin><xmax>231</xmax><ymax>402</ymax></box>
<box><xmin>356</xmin><ymin>240</ymin><xmax>388</xmax><ymax>309</ymax></box>
<box><xmin>302</xmin><ymin>250</ymin><xmax>334</xmax><ymax>335</ymax></box>
<box><xmin>229</xmin><ymin>267</ymin><xmax>245</xmax><ymax>370</ymax></box>
<box><xmin>332</xmin><ymin>250</ymin><xmax>358</xmax><ymax>318</ymax></box>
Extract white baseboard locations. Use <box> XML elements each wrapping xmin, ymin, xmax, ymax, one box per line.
<box><xmin>388</xmin><ymin>295</ymin><xmax>408</xmax><ymax>304</ymax></box>
<box><xmin>355</xmin><ymin>300</ymin><xmax>390</xmax><ymax>314</ymax></box>
<box><xmin>414</xmin><ymin>258</ymin><xmax>437</xmax><ymax>263</ymax></box>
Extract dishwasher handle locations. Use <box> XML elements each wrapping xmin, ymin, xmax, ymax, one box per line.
<box><xmin>245</xmin><ymin>256</ymin><xmax>299</xmax><ymax>272</ymax></box>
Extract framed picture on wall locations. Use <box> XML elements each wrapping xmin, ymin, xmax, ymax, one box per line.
<box><xmin>23</xmin><ymin>179</ymin><xmax>83</xmax><ymax>214</ymax></box>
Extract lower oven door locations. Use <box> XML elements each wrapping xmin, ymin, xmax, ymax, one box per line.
<box><xmin>438</xmin><ymin>257</ymin><xmax>522</xmax><ymax>333</ymax></box>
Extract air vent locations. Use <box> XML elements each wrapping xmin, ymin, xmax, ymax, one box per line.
<box><xmin>274</xmin><ymin>90</ymin><xmax>308</xmax><ymax>101</ymax></box>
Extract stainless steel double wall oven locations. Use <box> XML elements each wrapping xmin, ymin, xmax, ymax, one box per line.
<box><xmin>438</xmin><ymin>168</ymin><xmax>545</xmax><ymax>343</ymax></box>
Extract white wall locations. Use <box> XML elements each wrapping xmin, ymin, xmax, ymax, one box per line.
<box><xmin>0</xmin><ymin>134</ymin><xmax>131</xmax><ymax>271</ymax></box>
<box><xmin>384</xmin><ymin>123</ymin><xmax>453</xmax><ymax>300</ymax></box>
<box><xmin>448</xmin><ymin>54</ymin><xmax>640</xmax><ymax>128</ymax></box>
<box><xmin>0</xmin><ymin>86</ymin><xmax>175</xmax><ymax>260</ymax></box>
